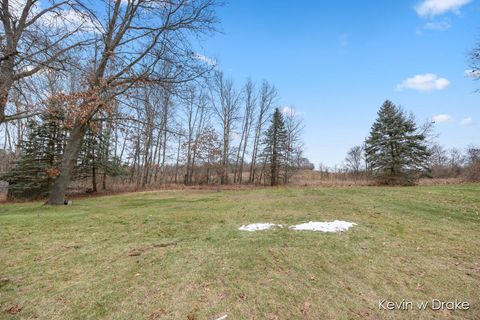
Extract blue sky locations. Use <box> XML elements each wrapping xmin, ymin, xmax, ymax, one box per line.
<box><xmin>200</xmin><ymin>0</ymin><xmax>480</xmax><ymax>167</ymax></box>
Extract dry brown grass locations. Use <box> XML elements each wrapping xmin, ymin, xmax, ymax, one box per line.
<box><xmin>0</xmin><ymin>170</ymin><xmax>471</xmax><ymax>204</ymax></box>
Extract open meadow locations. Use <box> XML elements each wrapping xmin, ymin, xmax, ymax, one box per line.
<box><xmin>1</xmin><ymin>185</ymin><xmax>479</xmax><ymax>319</ymax></box>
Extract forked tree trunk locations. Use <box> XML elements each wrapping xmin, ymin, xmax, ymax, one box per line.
<box><xmin>48</xmin><ymin>123</ymin><xmax>86</xmax><ymax>204</ymax></box>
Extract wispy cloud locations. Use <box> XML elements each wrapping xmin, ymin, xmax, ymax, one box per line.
<box><xmin>8</xmin><ymin>0</ymin><xmax>30</xmax><ymax>18</ymax></box>
<box><xmin>280</xmin><ymin>106</ymin><xmax>293</xmax><ymax>114</ymax></box>
<box><xmin>423</xmin><ymin>19</ymin><xmax>451</xmax><ymax>30</ymax></box>
<box><xmin>460</xmin><ymin>117</ymin><xmax>474</xmax><ymax>126</ymax></box>
<box><xmin>464</xmin><ymin>69</ymin><xmax>480</xmax><ymax>78</ymax></box>
<box><xmin>415</xmin><ymin>0</ymin><xmax>473</xmax><ymax>17</ymax></box>
<box><xmin>416</xmin><ymin>19</ymin><xmax>451</xmax><ymax>35</ymax></box>
<box><xmin>432</xmin><ymin>114</ymin><xmax>454</xmax><ymax>123</ymax></box>
<box><xmin>43</xmin><ymin>9</ymin><xmax>100</xmax><ymax>33</ymax></box>
<box><xmin>8</xmin><ymin>0</ymin><xmax>100</xmax><ymax>33</ymax></box>
<box><xmin>397</xmin><ymin>73</ymin><xmax>450</xmax><ymax>92</ymax></box>
<box><xmin>192</xmin><ymin>53</ymin><xmax>217</xmax><ymax>66</ymax></box>
<box><xmin>280</xmin><ymin>106</ymin><xmax>302</xmax><ymax>116</ymax></box>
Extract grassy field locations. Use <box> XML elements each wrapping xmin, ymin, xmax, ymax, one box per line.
<box><xmin>0</xmin><ymin>185</ymin><xmax>479</xmax><ymax>319</ymax></box>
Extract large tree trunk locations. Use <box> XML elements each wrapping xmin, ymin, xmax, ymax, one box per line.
<box><xmin>0</xmin><ymin>58</ymin><xmax>15</xmax><ymax>125</ymax></box>
<box><xmin>233</xmin><ymin>129</ymin><xmax>245</xmax><ymax>184</ymax></box>
<box><xmin>91</xmin><ymin>148</ymin><xmax>97</xmax><ymax>192</ymax></box>
<box><xmin>48</xmin><ymin>123</ymin><xmax>86</xmax><ymax>204</ymax></box>
<box><xmin>0</xmin><ymin>88</ymin><xmax>9</xmax><ymax>124</ymax></box>
<box><xmin>102</xmin><ymin>122</ymin><xmax>112</xmax><ymax>190</ymax></box>
<box><xmin>249</xmin><ymin>128</ymin><xmax>260</xmax><ymax>183</ymax></box>
<box><xmin>222</xmin><ymin>128</ymin><xmax>229</xmax><ymax>184</ymax></box>
<box><xmin>174</xmin><ymin>134</ymin><xmax>181</xmax><ymax>184</ymax></box>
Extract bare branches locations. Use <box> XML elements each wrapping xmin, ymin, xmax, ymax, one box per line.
<box><xmin>209</xmin><ymin>71</ymin><xmax>241</xmax><ymax>183</ymax></box>
<box><xmin>0</xmin><ymin>0</ymin><xmax>93</xmax><ymax>123</ymax></box>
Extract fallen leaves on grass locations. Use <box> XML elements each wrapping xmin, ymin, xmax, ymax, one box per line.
<box><xmin>348</xmin><ymin>308</ymin><xmax>371</xmax><ymax>318</ymax></box>
<box><xmin>416</xmin><ymin>283</ymin><xmax>425</xmax><ymax>292</ymax></box>
<box><xmin>56</xmin><ymin>295</ymin><xmax>68</xmax><ymax>305</ymax></box>
<box><xmin>148</xmin><ymin>308</ymin><xmax>164</xmax><ymax>320</ymax></box>
<box><xmin>238</xmin><ymin>293</ymin><xmax>247</xmax><ymax>302</ymax></box>
<box><xmin>300</xmin><ymin>301</ymin><xmax>310</xmax><ymax>315</ymax></box>
<box><xmin>5</xmin><ymin>304</ymin><xmax>22</xmax><ymax>315</ymax></box>
<box><xmin>128</xmin><ymin>242</ymin><xmax>177</xmax><ymax>256</ymax></box>
<box><xmin>153</xmin><ymin>241</ymin><xmax>177</xmax><ymax>248</ymax></box>
<box><xmin>0</xmin><ymin>276</ymin><xmax>12</xmax><ymax>288</ymax></box>
<box><xmin>62</xmin><ymin>244</ymin><xmax>81</xmax><ymax>250</ymax></box>
<box><xmin>128</xmin><ymin>249</ymin><xmax>143</xmax><ymax>257</ymax></box>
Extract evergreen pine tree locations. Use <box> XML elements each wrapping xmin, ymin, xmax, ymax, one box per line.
<box><xmin>365</xmin><ymin>100</ymin><xmax>430</xmax><ymax>185</ymax></box>
<box><xmin>3</xmin><ymin>113</ymin><xmax>66</xmax><ymax>199</ymax></box>
<box><xmin>261</xmin><ymin>108</ymin><xmax>289</xmax><ymax>186</ymax></box>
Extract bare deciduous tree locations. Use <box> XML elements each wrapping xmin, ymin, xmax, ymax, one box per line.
<box><xmin>184</xmin><ymin>87</ymin><xmax>208</xmax><ymax>185</ymax></box>
<box><xmin>0</xmin><ymin>0</ymin><xmax>94</xmax><ymax>124</ymax></box>
<box><xmin>283</xmin><ymin>106</ymin><xmax>304</xmax><ymax>183</ymax></box>
<box><xmin>47</xmin><ymin>0</ymin><xmax>219</xmax><ymax>204</ymax></box>
<box><xmin>249</xmin><ymin>80</ymin><xmax>276</xmax><ymax>183</ymax></box>
<box><xmin>210</xmin><ymin>71</ymin><xmax>241</xmax><ymax>184</ymax></box>
<box><xmin>233</xmin><ymin>78</ymin><xmax>255</xmax><ymax>183</ymax></box>
<box><xmin>345</xmin><ymin>145</ymin><xmax>364</xmax><ymax>180</ymax></box>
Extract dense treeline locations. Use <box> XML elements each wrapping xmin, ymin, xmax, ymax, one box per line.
<box><xmin>0</xmin><ymin>0</ymin><xmax>310</xmax><ymax>201</ymax></box>
<box><xmin>0</xmin><ymin>66</ymin><xmax>309</xmax><ymax>200</ymax></box>
<box><xmin>1</xmin><ymin>1</ymin><xmax>478</xmax><ymax>201</ymax></box>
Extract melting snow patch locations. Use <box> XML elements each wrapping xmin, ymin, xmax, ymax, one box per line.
<box><xmin>238</xmin><ymin>223</ymin><xmax>282</xmax><ymax>231</ymax></box>
<box><xmin>289</xmin><ymin>221</ymin><xmax>356</xmax><ymax>233</ymax></box>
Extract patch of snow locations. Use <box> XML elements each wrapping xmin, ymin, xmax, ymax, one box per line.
<box><xmin>238</xmin><ymin>223</ymin><xmax>282</xmax><ymax>232</ymax></box>
<box><xmin>289</xmin><ymin>221</ymin><xmax>356</xmax><ymax>233</ymax></box>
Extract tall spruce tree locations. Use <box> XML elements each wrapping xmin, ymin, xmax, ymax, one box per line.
<box><xmin>365</xmin><ymin>100</ymin><xmax>430</xmax><ymax>185</ymax></box>
<box><xmin>3</xmin><ymin>114</ymin><xmax>66</xmax><ymax>199</ymax></box>
<box><xmin>261</xmin><ymin>108</ymin><xmax>289</xmax><ymax>186</ymax></box>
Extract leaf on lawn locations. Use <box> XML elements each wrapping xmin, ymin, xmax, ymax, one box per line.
<box><xmin>148</xmin><ymin>308</ymin><xmax>164</xmax><ymax>320</ymax></box>
<box><xmin>5</xmin><ymin>304</ymin><xmax>22</xmax><ymax>315</ymax></box>
<box><xmin>0</xmin><ymin>277</ymin><xmax>12</xmax><ymax>288</ymax></box>
<box><xmin>300</xmin><ymin>301</ymin><xmax>310</xmax><ymax>315</ymax></box>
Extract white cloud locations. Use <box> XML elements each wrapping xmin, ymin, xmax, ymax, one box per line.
<box><xmin>8</xmin><ymin>1</ymin><xmax>100</xmax><ymax>33</ymax></box>
<box><xmin>280</xmin><ymin>106</ymin><xmax>302</xmax><ymax>116</ymax></box>
<box><xmin>415</xmin><ymin>0</ymin><xmax>473</xmax><ymax>17</ymax></box>
<box><xmin>192</xmin><ymin>53</ymin><xmax>217</xmax><ymax>66</ymax></box>
<box><xmin>416</xmin><ymin>19</ymin><xmax>451</xmax><ymax>35</ymax></box>
<box><xmin>432</xmin><ymin>114</ymin><xmax>454</xmax><ymax>123</ymax></box>
<box><xmin>423</xmin><ymin>19</ymin><xmax>451</xmax><ymax>30</ymax></box>
<box><xmin>41</xmin><ymin>9</ymin><xmax>100</xmax><ymax>33</ymax></box>
<box><xmin>396</xmin><ymin>73</ymin><xmax>450</xmax><ymax>92</ymax></box>
<box><xmin>465</xmin><ymin>69</ymin><xmax>480</xmax><ymax>78</ymax></box>
<box><xmin>280</xmin><ymin>106</ymin><xmax>294</xmax><ymax>114</ymax></box>
<box><xmin>460</xmin><ymin>117</ymin><xmax>474</xmax><ymax>126</ymax></box>
<box><xmin>8</xmin><ymin>0</ymin><xmax>39</xmax><ymax>19</ymax></box>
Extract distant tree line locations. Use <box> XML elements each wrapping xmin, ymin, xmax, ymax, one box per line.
<box><xmin>338</xmin><ymin>100</ymin><xmax>479</xmax><ymax>185</ymax></box>
<box><xmin>0</xmin><ymin>0</ymin><xmax>308</xmax><ymax>201</ymax></box>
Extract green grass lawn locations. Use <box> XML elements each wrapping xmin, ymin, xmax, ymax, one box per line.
<box><xmin>1</xmin><ymin>185</ymin><xmax>479</xmax><ymax>319</ymax></box>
